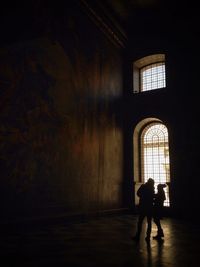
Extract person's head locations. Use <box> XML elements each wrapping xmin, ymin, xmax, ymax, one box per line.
<box><xmin>147</xmin><ymin>178</ymin><xmax>154</xmax><ymax>185</ymax></box>
<box><xmin>146</xmin><ymin>178</ymin><xmax>155</xmax><ymax>189</ymax></box>
<box><xmin>157</xmin><ymin>183</ymin><xmax>167</xmax><ymax>192</ymax></box>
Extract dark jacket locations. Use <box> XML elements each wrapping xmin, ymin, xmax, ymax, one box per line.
<box><xmin>137</xmin><ymin>183</ymin><xmax>154</xmax><ymax>214</ymax></box>
<box><xmin>153</xmin><ymin>189</ymin><xmax>166</xmax><ymax>219</ymax></box>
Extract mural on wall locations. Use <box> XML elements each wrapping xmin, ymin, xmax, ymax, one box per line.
<box><xmin>0</xmin><ymin>11</ymin><xmax>124</xmax><ymax>216</ymax></box>
<box><xmin>0</xmin><ymin>41</ymin><xmax>65</xmax><ymax>207</ymax></box>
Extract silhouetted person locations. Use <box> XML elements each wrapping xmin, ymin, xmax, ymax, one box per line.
<box><xmin>153</xmin><ymin>184</ymin><xmax>167</xmax><ymax>240</ymax></box>
<box><xmin>133</xmin><ymin>178</ymin><xmax>155</xmax><ymax>242</ymax></box>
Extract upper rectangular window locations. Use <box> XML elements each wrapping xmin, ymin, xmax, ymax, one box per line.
<box><xmin>133</xmin><ymin>54</ymin><xmax>166</xmax><ymax>93</ymax></box>
<box><xmin>140</xmin><ymin>62</ymin><xmax>166</xmax><ymax>91</ymax></box>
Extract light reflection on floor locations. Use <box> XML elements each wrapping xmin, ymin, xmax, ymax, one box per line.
<box><xmin>0</xmin><ymin>214</ymin><xmax>199</xmax><ymax>267</ymax></box>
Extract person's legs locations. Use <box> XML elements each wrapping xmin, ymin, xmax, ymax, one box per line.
<box><xmin>153</xmin><ymin>216</ymin><xmax>164</xmax><ymax>238</ymax></box>
<box><xmin>133</xmin><ymin>214</ymin><xmax>145</xmax><ymax>241</ymax></box>
<box><xmin>146</xmin><ymin>215</ymin><xmax>152</xmax><ymax>241</ymax></box>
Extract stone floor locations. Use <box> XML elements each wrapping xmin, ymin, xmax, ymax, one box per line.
<box><xmin>0</xmin><ymin>214</ymin><xmax>200</xmax><ymax>267</ymax></box>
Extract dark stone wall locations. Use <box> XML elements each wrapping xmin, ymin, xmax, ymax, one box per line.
<box><xmin>0</xmin><ymin>1</ymin><xmax>124</xmax><ymax>219</ymax></box>
<box><xmin>124</xmin><ymin>7</ymin><xmax>200</xmax><ymax>219</ymax></box>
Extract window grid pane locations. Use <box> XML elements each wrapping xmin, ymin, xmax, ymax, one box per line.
<box><xmin>141</xmin><ymin>123</ymin><xmax>170</xmax><ymax>206</ymax></box>
<box><xmin>140</xmin><ymin>62</ymin><xmax>166</xmax><ymax>92</ymax></box>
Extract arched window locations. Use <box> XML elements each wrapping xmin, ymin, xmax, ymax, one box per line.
<box><xmin>133</xmin><ymin>119</ymin><xmax>170</xmax><ymax>206</ymax></box>
<box><xmin>133</xmin><ymin>54</ymin><xmax>166</xmax><ymax>93</ymax></box>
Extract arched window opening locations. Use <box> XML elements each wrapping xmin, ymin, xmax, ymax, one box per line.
<box><xmin>141</xmin><ymin>123</ymin><xmax>170</xmax><ymax>206</ymax></box>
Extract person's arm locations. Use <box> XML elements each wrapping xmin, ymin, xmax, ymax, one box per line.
<box><xmin>137</xmin><ymin>184</ymin><xmax>144</xmax><ymax>197</ymax></box>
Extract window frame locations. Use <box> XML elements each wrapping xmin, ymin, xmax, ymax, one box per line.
<box><xmin>140</xmin><ymin>122</ymin><xmax>170</xmax><ymax>206</ymax></box>
<box><xmin>133</xmin><ymin>54</ymin><xmax>166</xmax><ymax>93</ymax></box>
<box><xmin>140</xmin><ymin>61</ymin><xmax>166</xmax><ymax>92</ymax></box>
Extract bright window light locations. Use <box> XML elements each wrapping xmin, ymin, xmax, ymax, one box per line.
<box><xmin>141</xmin><ymin>123</ymin><xmax>170</xmax><ymax>206</ymax></box>
<box><xmin>140</xmin><ymin>62</ymin><xmax>166</xmax><ymax>91</ymax></box>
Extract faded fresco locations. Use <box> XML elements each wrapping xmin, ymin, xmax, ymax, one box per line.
<box><xmin>0</xmin><ymin>11</ymin><xmax>124</xmax><ymax>218</ymax></box>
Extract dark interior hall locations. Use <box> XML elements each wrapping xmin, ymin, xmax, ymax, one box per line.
<box><xmin>0</xmin><ymin>0</ymin><xmax>200</xmax><ymax>266</ymax></box>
